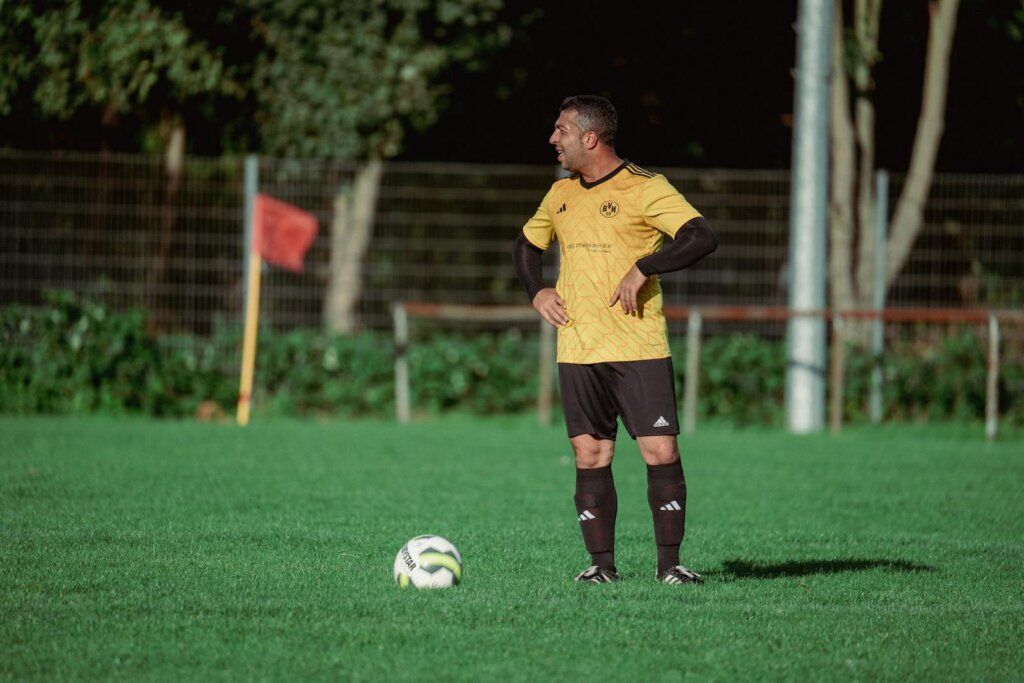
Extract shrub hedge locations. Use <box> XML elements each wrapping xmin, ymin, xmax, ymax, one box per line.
<box><xmin>1</xmin><ymin>292</ymin><xmax>1020</xmax><ymax>425</ymax></box>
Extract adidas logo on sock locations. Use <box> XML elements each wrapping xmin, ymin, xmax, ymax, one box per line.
<box><xmin>653</xmin><ymin>416</ymin><xmax>670</xmax><ymax>428</ymax></box>
<box><xmin>578</xmin><ymin>510</ymin><xmax>596</xmax><ymax>521</ymax></box>
<box><xmin>659</xmin><ymin>500</ymin><xmax>682</xmax><ymax>511</ymax></box>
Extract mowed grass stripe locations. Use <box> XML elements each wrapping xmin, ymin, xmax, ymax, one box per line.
<box><xmin>2</xmin><ymin>416</ymin><xmax>1022</xmax><ymax>681</ymax></box>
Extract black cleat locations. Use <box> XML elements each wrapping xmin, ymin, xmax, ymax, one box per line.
<box><xmin>574</xmin><ymin>565</ymin><xmax>620</xmax><ymax>583</ymax></box>
<box><xmin>656</xmin><ymin>565</ymin><xmax>704</xmax><ymax>584</ymax></box>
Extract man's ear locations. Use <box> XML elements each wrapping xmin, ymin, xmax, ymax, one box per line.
<box><xmin>583</xmin><ymin>131</ymin><xmax>599</xmax><ymax>150</ymax></box>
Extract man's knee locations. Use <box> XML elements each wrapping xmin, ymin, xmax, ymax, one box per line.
<box><xmin>571</xmin><ymin>435</ymin><xmax>614</xmax><ymax>469</ymax></box>
<box><xmin>637</xmin><ymin>436</ymin><xmax>680</xmax><ymax>466</ymax></box>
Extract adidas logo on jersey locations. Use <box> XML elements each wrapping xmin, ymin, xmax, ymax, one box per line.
<box><xmin>578</xmin><ymin>510</ymin><xmax>596</xmax><ymax>521</ymax></box>
<box><xmin>556</xmin><ymin>203</ymin><xmax>567</xmax><ymax>214</ymax></box>
<box><xmin>653</xmin><ymin>416</ymin><xmax>670</xmax><ymax>428</ymax></box>
<box><xmin>659</xmin><ymin>500</ymin><xmax>682</xmax><ymax>511</ymax></box>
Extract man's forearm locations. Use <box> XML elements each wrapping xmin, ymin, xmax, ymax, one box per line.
<box><xmin>636</xmin><ymin>217</ymin><xmax>718</xmax><ymax>276</ymax></box>
<box><xmin>513</xmin><ymin>233</ymin><xmax>546</xmax><ymax>301</ymax></box>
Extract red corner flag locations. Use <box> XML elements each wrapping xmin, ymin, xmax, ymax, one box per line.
<box><xmin>253</xmin><ymin>193</ymin><xmax>318</xmax><ymax>272</ymax></box>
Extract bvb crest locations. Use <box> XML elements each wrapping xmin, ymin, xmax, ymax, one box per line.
<box><xmin>600</xmin><ymin>201</ymin><xmax>619</xmax><ymax>218</ymax></box>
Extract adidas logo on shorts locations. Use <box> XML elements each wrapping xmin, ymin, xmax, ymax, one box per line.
<box><xmin>653</xmin><ymin>416</ymin><xmax>670</xmax><ymax>428</ymax></box>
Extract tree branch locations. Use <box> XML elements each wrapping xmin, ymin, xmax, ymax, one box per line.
<box><xmin>886</xmin><ymin>0</ymin><xmax>960</xmax><ymax>288</ymax></box>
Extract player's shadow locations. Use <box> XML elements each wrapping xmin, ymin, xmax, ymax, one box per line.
<box><xmin>714</xmin><ymin>558</ymin><xmax>935</xmax><ymax>581</ymax></box>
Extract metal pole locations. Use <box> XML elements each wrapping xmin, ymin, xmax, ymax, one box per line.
<box><xmin>785</xmin><ymin>0</ymin><xmax>833</xmax><ymax>433</ymax></box>
<box><xmin>393</xmin><ymin>303</ymin><xmax>411</xmax><ymax>424</ymax></box>
<box><xmin>986</xmin><ymin>313</ymin><xmax>1000</xmax><ymax>442</ymax></box>
<box><xmin>683</xmin><ymin>310</ymin><xmax>703</xmax><ymax>435</ymax></box>
<box><xmin>243</xmin><ymin>155</ymin><xmax>259</xmax><ymax>319</ymax></box>
<box><xmin>869</xmin><ymin>169</ymin><xmax>889</xmax><ymax>423</ymax></box>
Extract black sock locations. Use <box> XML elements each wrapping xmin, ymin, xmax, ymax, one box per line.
<box><xmin>647</xmin><ymin>460</ymin><xmax>687</xmax><ymax>573</ymax></box>
<box><xmin>574</xmin><ymin>465</ymin><xmax>617</xmax><ymax>570</ymax></box>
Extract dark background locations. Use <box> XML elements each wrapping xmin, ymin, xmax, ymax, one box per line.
<box><xmin>401</xmin><ymin>2</ymin><xmax>1024</xmax><ymax>172</ymax></box>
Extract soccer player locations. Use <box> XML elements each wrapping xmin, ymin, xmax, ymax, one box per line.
<box><xmin>513</xmin><ymin>95</ymin><xmax>718</xmax><ymax>584</ymax></box>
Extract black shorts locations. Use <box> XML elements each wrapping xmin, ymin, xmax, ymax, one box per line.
<box><xmin>558</xmin><ymin>357</ymin><xmax>679</xmax><ymax>441</ymax></box>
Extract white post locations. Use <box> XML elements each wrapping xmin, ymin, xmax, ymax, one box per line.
<box><xmin>538</xmin><ymin>318</ymin><xmax>555</xmax><ymax>426</ymax></box>
<box><xmin>869</xmin><ymin>169</ymin><xmax>889</xmax><ymax>423</ymax></box>
<box><xmin>785</xmin><ymin>0</ymin><xmax>833</xmax><ymax>433</ymax></box>
<box><xmin>393</xmin><ymin>303</ymin><xmax>411</xmax><ymax>424</ymax></box>
<box><xmin>986</xmin><ymin>314</ymin><xmax>1000</xmax><ymax>442</ymax></box>
<box><xmin>683</xmin><ymin>310</ymin><xmax>703</xmax><ymax>435</ymax></box>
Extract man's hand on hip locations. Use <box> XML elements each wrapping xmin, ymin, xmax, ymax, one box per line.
<box><xmin>609</xmin><ymin>265</ymin><xmax>649</xmax><ymax>315</ymax></box>
<box><xmin>533</xmin><ymin>288</ymin><xmax>569</xmax><ymax>327</ymax></box>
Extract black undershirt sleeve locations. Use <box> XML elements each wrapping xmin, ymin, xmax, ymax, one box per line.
<box><xmin>636</xmin><ymin>217</ymin><xmax>718</xmax><ymax>277</ymax></box>
<box><xmin>512</xmin><ymin>233</ymin><xmax>546</xmax><ymax>301</ymax></box>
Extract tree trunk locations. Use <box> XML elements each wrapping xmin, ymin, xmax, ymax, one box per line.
<box><xmin>852</xmin><ymin>0</ymin><xmax>881</xmax><ymax>313</ymax></box>
<box><xmin>885</xmin><ymin>0</ymin><xmax>960</xmax><ymax>288</ymax></box>
<box><xmin>829</xmin><ymin>0</ymin><xmax>958</xmax><ymax>347</ymax></box>
<box><xmin>323</xmin><ymin>159</ymin><xmax>383</xmax><ymax>334</ymax></box>
<box><xmin>145</xmin><ymin>119</ymin><xmax>185</xmax><ymax>329</ymax></box>
<box><xmin>829</xmin><ymin>0</ymin><xmax>857</xmax><ymax>315</ymax></box>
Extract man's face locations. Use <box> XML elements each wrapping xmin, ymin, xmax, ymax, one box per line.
<box><xmin>549</xmin><ymin>109</ymin><xmax>586</xmax><ymax>172</ymax></box>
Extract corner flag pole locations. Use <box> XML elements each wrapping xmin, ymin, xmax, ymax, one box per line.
<box><xmin>237</xmin><ymin>155</ymin><xmax>260</xmax><ymax>426</ymax></box>
<box><xmin>235</xmin><ymin>160</ymin><xmax>319</xmax><ymax>426</ymax></box>
<box><xmin>237</xmin><ymin>248</ymin><xmax>262</xmax><ymax>426</ymax></box>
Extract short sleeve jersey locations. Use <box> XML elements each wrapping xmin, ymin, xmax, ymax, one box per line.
<box><xmin>521</xmin><ymin>161</ymin><xmax>701</xmax><ymax>364</ymax></box>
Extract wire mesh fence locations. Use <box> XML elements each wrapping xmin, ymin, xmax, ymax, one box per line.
<box><xmin>1</xmin><ymin>150</ymin><xmax>1021</xmax><ymax>346</ymax></box>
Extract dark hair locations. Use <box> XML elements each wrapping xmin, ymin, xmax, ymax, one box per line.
<box><xmin>559</xmin><ymin>95</ymin><xmax>617</xmax><ymax>147</ymax></box>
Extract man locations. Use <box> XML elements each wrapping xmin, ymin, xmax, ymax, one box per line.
<box><xmin>513</xmin><ymin>95</ymin><xmax>718</xmax><ymax>584</ymax></box>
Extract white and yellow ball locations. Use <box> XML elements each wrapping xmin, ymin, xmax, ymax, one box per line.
<box><xmin>394</xmin><ymin>535</ymin><xmax>463</xmax><ymax>589</ymax></box>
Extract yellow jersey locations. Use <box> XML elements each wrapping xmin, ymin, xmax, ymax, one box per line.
<box><xmin>521</xmin><ymin>161</ymin><xmax>702</xmax><ymax>364</ymax></box>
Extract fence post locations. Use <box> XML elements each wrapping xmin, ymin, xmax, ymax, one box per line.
<box><xmin>986</xmin><ymin>313</ymin><xmax>1000</xmax><ymax>442</ymax></box>
<box><xmin>829</xmin><ymin>314</ymin><xmax>845</xmax><ymax>435</ymax></box>
<box><xmin>393</xmin><ymin>302</ymin><xmax>411</xmax><ymax>424</ymax></box>
<box><xmin>870</xmin><ymin>169</ymin><xmax>889</xmax><ymax>423</ymax></box>
<box><xmin>683</xmin><ymin>310</ymin><xmax>703</xmax><ymax>435</ymax></box>
<box><xmin>538</xmin><ymin>318</ymin><xmax>555</xmax><ymax>426</ymax></box>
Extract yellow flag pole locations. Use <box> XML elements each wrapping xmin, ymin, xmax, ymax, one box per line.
<box><xmin>236</xmin><ymin>249</ymin><xmax>263</xmax><ymax>426</ymax></box>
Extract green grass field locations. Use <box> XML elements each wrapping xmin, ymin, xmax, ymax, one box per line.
<box><xmin>2</xmin><ymin>416</ymin><xmax>1022</xmax><ymax>681</ymax></box>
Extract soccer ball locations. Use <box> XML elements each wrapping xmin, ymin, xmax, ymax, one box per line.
<box><xmin>394</xmin><ymin>535</ymin><xmax>463</xmax><ymax>589</ymax></box>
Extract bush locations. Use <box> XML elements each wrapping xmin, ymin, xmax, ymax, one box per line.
<box><xmin>0</xmin><ymin>291</ymin><xmax>191</xmax><ymax>415</ymax></box>
<box><xmin>1</xmin><ymin>293</ymin><xmax>1020</xmax><ymax>425</ymax></box>
<box><xmin>671</xmin><ymin>335</ymin><xmax>787</xmax><ymax>426</ymax></box>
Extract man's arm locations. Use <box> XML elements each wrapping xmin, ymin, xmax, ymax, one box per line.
<box><xmin>512</xmin><ymin>233</ymin><xmax>545</xmax><ymax>301</ymax></box>
<box><xmin>609</xmin><ymin>217</ymin><xmax>718</xmax><ymax>314</ymax></box>
<box><xmin>636</xmin><ymin>217</ymin><xmax>718</xmax><ymax>276</ymax></box>
<box><xmin>513</xmin><ymin>233</ymin><xmax>569</xmax><ymax>327</ymax></box>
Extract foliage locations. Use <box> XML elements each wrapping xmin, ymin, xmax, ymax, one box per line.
<box><xmin>0</xmin><ymin>291</ymin><xmax>188</xmax><ymax>415</ymax></box>
<box><xmin>1</xmin><ymin>295</ymin><xmax>1020</xmax><ymax>425</ymax></box>
<box><xmin>0</xmin><ymin>0</ymin><xmax>511</xmax><ymax>158</ymax></box>
<box><xmin>673</xmin><ymin>335</ymin><xmax>787</xmax><ymax>426</ymax></box>
<box><xmin>408</xmin><ymin>330</ymin><xmax>539</xmax><ymax>414</ymax></box>
<box><xmin>0</xmin><ymin>0</ymin><xmax>235</xmax><ymax>143</ymax></box>
<box><xmin>844</xmin><ymin>330</ymin><xmax>1017</xmax><ymax>422</ymax></box>
<box><xmin>247</xmin><ymin>0</ymin><xmax>511</xmax><ymax>159</ymax></box>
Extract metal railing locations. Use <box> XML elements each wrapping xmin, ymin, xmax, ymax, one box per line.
<box><xmin>2</xmin><ymin>150</ymin><xmax>1021</xmax><ymax>341</ymax></box>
